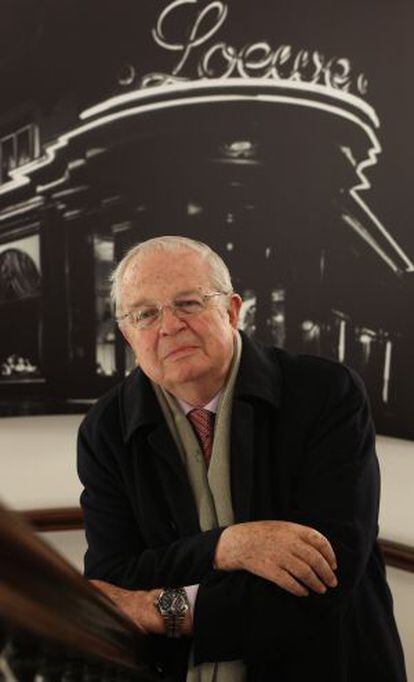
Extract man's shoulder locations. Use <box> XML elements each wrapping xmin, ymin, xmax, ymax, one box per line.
<box><xmin>275</xmin><ymin>345</ymin><xmax>356</xmax><ymax>378</ymax></box>
<box><xmin>247</xmin><ymin>336</ymin><xmax>366</xmax><ymax>405</ymax></box>
<box><xmin>275</xmin><ymin>346</ymin><xmax>367</xmax><ymax>410</ymax></box>
<box><xmin>79</xmin><ymin>369</ymin><xmax>140</xmax><ymax>441</ymax></box>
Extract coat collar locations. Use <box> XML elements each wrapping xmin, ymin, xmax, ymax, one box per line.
<box><xmin>120</xmin><ymin>367</ymin><xmax>163</xmax><ymax>442</ymax></box>
<box><xmin>233</xmin><ymin>331</ymin><xmax>282</xmax><ymax>408</ymax></box>
<box><xmin>120</xmin><ymin>331</ymin><xmax>282</xmax><ymax>443</ymax></box>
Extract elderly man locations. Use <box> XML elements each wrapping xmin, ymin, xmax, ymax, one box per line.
<box><xmin>78</xmin><ymin>236</ymin><xmax>406</xmax><ymax>682</ymax></box>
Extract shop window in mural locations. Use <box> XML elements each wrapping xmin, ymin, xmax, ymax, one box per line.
<box><xmin>0</xmin><ymin>234</ymin><xmax>42</xmax><ymax>381</ymax></box>
<box><xmin>239</xmin><ymin>289</ymin><xmax>257</xmax><ymax>338</ymax></box>
<box><xmin>0</xmin><ymin>124</ymin><xmax>38</xmax><ymax>184</ymax></box>
<box><xmin>125</xmin><ymin>345</ymin><xmax>136</xmax><ymax>378</ymax></box>
<box><xmin>93</xmin><ymin>236</ymin><xmax>116</xmax><ymax>377</ymax></box>
<box><xmin>269</xmin><ymin>288</ymin><xmax>286</xmax><ymax>349</ymax></box>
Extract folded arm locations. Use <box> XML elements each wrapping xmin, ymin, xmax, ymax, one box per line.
<box><xmin>78</xmin><ymin>423</ymin><xmax>224</xmax><ymax>589</ymax></box>
<box><xmin>193</xmin><ymin>367</ymin><xmax>379</xmax><ymax>664</ymax></box>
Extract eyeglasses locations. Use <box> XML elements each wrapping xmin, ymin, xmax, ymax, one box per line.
<box><xmin>115</xmin><ymin>290</ymin><xmax>230</xmax><ymax>329</ymax></box>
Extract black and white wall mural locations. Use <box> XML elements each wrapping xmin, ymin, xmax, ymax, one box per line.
<box><xmin>0</xmin><ymin>0</ymin><xmax>413</xmax><ymax>439</ymax></box>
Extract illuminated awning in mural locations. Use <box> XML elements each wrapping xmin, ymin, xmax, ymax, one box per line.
<box><xmin>0</xmin><ymin>0</ymin><xmax>412</xmax><ymax>275</ymax></box>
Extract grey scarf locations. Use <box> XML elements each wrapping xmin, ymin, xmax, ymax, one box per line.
<box><xmin>152</xmin><ymin>331</ymin><xmax>246</xmax><ymax>682</ymax></box>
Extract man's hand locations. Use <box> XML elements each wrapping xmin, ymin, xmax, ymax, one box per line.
<box><xmin>89</xmin><ymin>581</ymin><xmax>193</xmax><ymax>636</ymax></box>
<box><xmin>214</xmin><ymin>521</ymin><xmax>338</xmax><ymax>597</ymax></box>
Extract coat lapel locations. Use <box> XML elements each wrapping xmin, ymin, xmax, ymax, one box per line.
<box><xmin>148</xmin><ymin>422</ymin><xmax>200</xmax><ymax>535</ymax></box>
<box><xmin>229</xmin><ymin>332</ymin><xmax>283</xmax><ymax>522</ymax></box>
<box><xmin>230</xmin><ymin>399</ymin><xmax>255</xmax><ymax>522</ymax></box>
<box><xmin>121</xmin><ymin>369</ymin><xmax>200</xmax><ymax>535</ymax></box>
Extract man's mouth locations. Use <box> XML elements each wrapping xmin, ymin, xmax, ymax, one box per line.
<box><xmin>163</xmin><ymin>345</ymin><xmax>199</xmax><ymax>360</ymax></box>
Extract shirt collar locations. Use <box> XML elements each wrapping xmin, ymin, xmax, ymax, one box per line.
<box><xmin>176</xmin><ymin>391</ymin><xmax>222</xmax><ymax>416</ymax></box>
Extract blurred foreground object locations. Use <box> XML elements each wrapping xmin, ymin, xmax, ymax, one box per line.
<box><xmin>0</xmin><ymin>499</ymin><xmax>165</xmax><ymax>681</ymax></box>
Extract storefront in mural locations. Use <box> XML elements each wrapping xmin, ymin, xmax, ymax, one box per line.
<box><xmin>0</xmin><ymin>0</ymin><xmax>413</xmax><ymax>438</ymax></box>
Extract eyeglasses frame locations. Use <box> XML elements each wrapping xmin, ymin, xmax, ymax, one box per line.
<box><xmin>115</xmin><ymin>290</ymin><xmax>232</xmax><ymax>329</ymax></box>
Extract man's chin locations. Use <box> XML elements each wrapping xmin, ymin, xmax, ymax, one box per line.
<box><xmin>163</xmin><ymin>360</ymin><xmax>208</xmax><ymax>387</ymax></box>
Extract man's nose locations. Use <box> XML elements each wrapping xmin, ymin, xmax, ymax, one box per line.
<box><xmin>159</xmin><ymin>305</ymin><xmax>186</xmax><ymax>335</ymax></box>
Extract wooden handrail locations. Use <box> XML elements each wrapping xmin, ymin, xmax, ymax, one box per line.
<box><xmin>21</xmin><ymin>506</ymin><xmax>414</xmax><ymax>574</ymax></box>
<box><xmin>379</xmin><ymin>539</ymin><xmax>414</xmax><ymax>573</ymax></box>
<box><xmin>0</xmin><ymin>502</ymin><xmax>160</xmax><ymax>677</ymax></box>
<box><xmin>22</xmin><ymin>506</ymin><xmax>84</xmax><ymax>531</ymax></box>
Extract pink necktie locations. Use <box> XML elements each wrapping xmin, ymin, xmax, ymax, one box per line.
<box><xmin>187</xmin><ymin>408</ymin><xmax>215</xmax><ymax>469</ymax></box>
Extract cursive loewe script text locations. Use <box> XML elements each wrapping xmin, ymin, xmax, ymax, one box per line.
<box><xmin>141</xmin><ymin>0</ymin><xmax>367</xmax><ymax>95</ymax></box>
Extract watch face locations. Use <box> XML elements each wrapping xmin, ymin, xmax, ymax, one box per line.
<box><xmin>172</xmin><ymin>593</ymin><xmax>188</xmax><ymax>615</ymax></box>
<box><xmin>159</xmin><ymin>589</ymin><xmax>188</xmax><ymax>615</ymax></box>
<box><xmin>159</xmin><ymin>591</ymin><xmax>174</xmax><ymax>610</ymax></box>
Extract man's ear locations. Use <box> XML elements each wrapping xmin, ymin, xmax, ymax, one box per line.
<box><xmin>228</xmin><ymin>293</ymin><xmax>243</xmax><ymax>329</ymax></box>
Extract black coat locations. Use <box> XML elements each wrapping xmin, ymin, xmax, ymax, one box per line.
<box><xmin>77</xmin><ymin>334</ymin><xmax>406</xmax><ymax>681</ymax></box>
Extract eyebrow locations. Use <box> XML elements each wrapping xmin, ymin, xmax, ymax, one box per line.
<box><xmin>126</xmin><ymin>288</ymin><xmax>202</xmax><ymax>310</ymax></box>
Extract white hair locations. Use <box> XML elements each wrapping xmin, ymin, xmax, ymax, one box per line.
<box><xmin>110</xmin><ymin>235</ymin><xmax>233</xmax><ymax>313</ymax></box>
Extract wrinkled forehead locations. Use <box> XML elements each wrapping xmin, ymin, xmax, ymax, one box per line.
<box><xmin>120</xmin><ymin>248</ymin><xmax>213</xmax><ymax>302</ymax></box>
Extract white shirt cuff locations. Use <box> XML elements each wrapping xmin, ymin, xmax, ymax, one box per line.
<box><xmin>184</xmin><ymin>584</ymin><xmax>199</xmax><ymax>615</ymax></box>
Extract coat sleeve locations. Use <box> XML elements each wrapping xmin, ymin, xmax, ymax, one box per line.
<box><xmin>77</xmin><ymin>416</ymin><xmax>224</xmax><ymax>590</ymax></box>
<box><xmin>192</xmin><ymin>365</ymin><xmax>381</xmax><ymax>664</ymax></box>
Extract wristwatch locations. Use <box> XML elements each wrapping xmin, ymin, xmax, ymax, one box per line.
<box><xmin>154</xmin><ymin>587</ymin><xmax>190</xmax><ymax>638</ymax></box>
